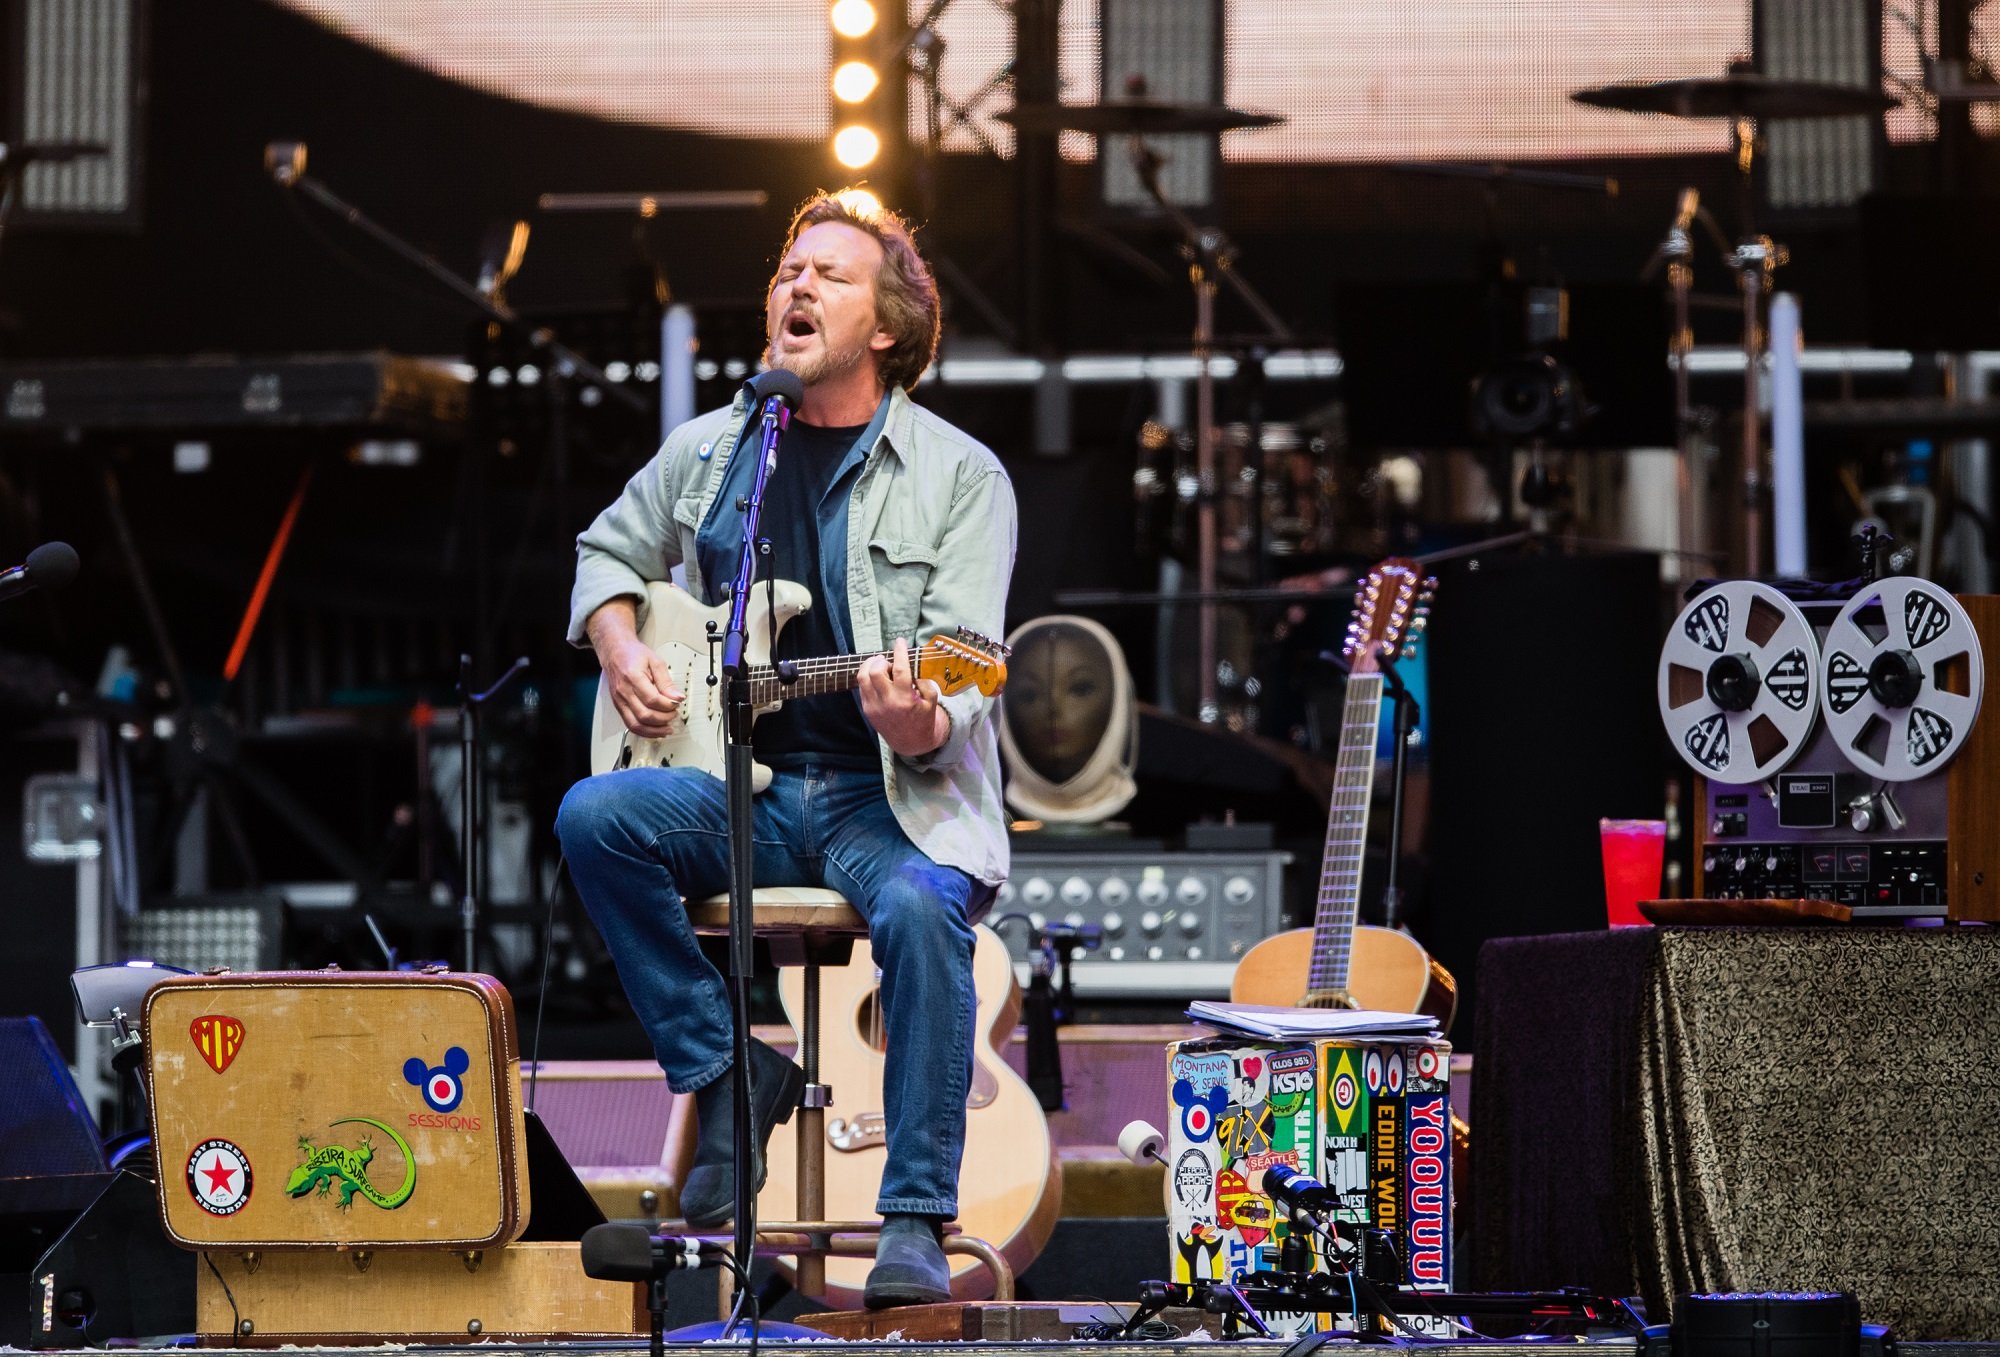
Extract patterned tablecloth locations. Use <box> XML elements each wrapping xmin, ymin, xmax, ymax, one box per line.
<box><xmin>1471</xmin><ymin>925</ymin><xmax>2000</xmax><ymax>1340</ymax></box>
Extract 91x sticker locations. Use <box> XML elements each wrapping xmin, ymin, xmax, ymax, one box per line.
<box><xmin>186</xmin><ymin>1138</ymin><xmax>253</xmax><ymax>1216</ymax></box>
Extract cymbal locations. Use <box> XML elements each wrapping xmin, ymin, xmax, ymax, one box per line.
<box><xmin>997</xmin><ymin>99</ymin><xmax>1285</xmax><ymax>135</ymax></box>
<box><xmin>1571</xmin><ymin>74</ymin><xmax>1895</xmax><ymax>120</ymax></box>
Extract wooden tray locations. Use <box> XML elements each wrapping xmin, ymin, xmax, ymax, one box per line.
<box><xmin>1638</xmin><ymin>897</ymin><xmax>1852</xmax><ymax>925</ymax></box>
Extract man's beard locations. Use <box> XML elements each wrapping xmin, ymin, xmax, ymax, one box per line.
<box><xmin>764</xmin><ymin>333</ymin><xmax>868</xmax><ymax>387</ymax></box>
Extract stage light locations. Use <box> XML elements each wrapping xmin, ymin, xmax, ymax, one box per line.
<box><xmin>830</xmin><ymin>0</ymin><xmax>876</xmax><ymax>39</ymax></box>
<box><xmin>828</xmin><ymin>0</ymin><xmax>901</xmax><ymax>181</ymax></box>
<box><xmin>833</xmin><ymin>125</ymin><xmax>881</xmax><ymax>169</ymax></box>
<box><xmin>832</xmin><ymin>60</ymin><xmax>880</xmax><ymax>104</ymax></box>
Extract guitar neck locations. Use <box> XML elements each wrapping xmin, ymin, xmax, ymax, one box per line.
<box><xmin>1307</xmin><ymin>672</ymin><xmax>1385</xmax><ymax>996</ymax></box>
<box><xmin>744</xmin><ymin>647</ymin><xmax>899</xmax><ymax>705</ymax></box>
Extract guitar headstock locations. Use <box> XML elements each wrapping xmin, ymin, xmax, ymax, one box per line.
<box><xmin>1343</xmin><ymin>559</ymin><xmax>1434</xmax><ymax>674</ymax></box>
<box><xmin>916</xmin><ymin>629</ymin><xmax>1011</xmax><ymax>697</ymax></box>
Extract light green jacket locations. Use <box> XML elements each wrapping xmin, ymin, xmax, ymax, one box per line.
<box><xmin>568</xmin><ymin>385</ymin><xmax>1017</xmax><ymax>886</ymax></box>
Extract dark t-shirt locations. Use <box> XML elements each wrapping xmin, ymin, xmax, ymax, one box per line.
<box><xmin>752</xmin><ymin>419</ymin><xmax>881</xmax><ymax>770</ymax></box>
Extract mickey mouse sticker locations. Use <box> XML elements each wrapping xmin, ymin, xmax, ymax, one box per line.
<box><xmin>1172</xmin><ymin>1076</ymin><xmax>1229</xmax><ymax>1143</ymax></box>
<box><xmin>405</xmin><ymin>1046</ymin><xmax>470</xmax><ymax>1113</ymax></box>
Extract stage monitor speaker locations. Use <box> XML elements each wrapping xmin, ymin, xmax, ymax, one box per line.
<box><xmin>27</xmin><ymin>1169</ymin><xmax>195</xmax><ymax>1348</ymax></box>
<box><xmin>1420</xmin><ymin>550</ymin><xmax>1665</xmax><ymax>1047</ymax></box>
<box><xmin>515</xmin><ymin>1108</ymin><xmax>608</xmax><ymax>1241</ymax></box>
<box><xmin>0</xmin><ymin>1016</ymin><xmax>111</xmax><ymax>1347</ymax></box>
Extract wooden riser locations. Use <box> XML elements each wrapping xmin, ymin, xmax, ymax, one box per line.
<box><xmin>195</xmin><ymin>1241</ymin><xmax>644</xmax><ymax>1345</ymax></box>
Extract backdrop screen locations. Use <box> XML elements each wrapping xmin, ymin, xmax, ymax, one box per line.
<box><xmin>278</xmin><ymin>1</ymin><xmax>1991</xmax><ymax>160</ymax></box>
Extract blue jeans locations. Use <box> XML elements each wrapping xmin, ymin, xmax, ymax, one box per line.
<box><xmin>555</xmin><ymin>763</ymin><xmax>982</xmax><ymax>1217</ymax></box>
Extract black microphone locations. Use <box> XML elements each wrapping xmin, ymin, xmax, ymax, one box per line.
<box><xmin>745</xmin><ymin>368</ymin><xmax>805</xmax><ymax>415</ymax></box>
<box><xmin>579</xmin><ymin>1223</ymin><xmax>731</xmax><ymax>1281</ymax></box>
<box><xmin>1263</xmin><ymin>1162</ymin><xmax>1343</xmax><ymax>1216</ymax></box>
<box><xmin>0</xmin><ymin>541</ymin><xmax>79</xmax><ymax>605</ymax></box>
<box><xmin>1038</xmin><ymin>921</ymin><xmax>1103</xmax><ymax>950</ymax></box>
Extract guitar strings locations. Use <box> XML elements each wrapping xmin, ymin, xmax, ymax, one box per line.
<box><xmin>743</xmin><ymin>642</ymin><xmax>959</xmax><ymax>679</ymax></box>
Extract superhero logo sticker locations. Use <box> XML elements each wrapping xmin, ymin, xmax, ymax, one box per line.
<box><xmin>1766</xmin><ymin>648</ymin><xmax>1812</xmax><ymax>712</ymax></box>
<box><xmin>186</xmin><ymin>1138</ymin><xmax>252</xmax><ymax>1216</ymax></box>
<box><xmin>1909</xmin><ymin>707</ymin><xmax>1955</xmax><ymax>767</ymax></box>
<box><xmin>1906</xmin><ymin>590</ymin><xmax>1952</xmax><ymax>649</ymax></box>
<box><xmin>404</xmin><ymin>1046</ymin><xmax>470</xmax><ymax>1113</ymax></box>
<box><xmin>189</xmin><ymin>1015</ymin><xmax>244</xmax><ymax>1074</ymax></box>
<box><xmin>1825</xmin><ymin>651</ymin><xmax>1870</xmax><ymax>715</ymax></box>
<box><xmin>1684</xmin><ymin>712</ymin><xmax>1730</xmax><ymax>772</ymax></box>
<box><xmin>1684</xmin><ymin>594</ymin><xmax>1728</xmax><ymax>652</ymax></box>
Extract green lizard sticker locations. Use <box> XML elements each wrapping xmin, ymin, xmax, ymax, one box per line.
<box><xmin>286</xmin><ymin>1117</ymin><xmax>416</xmax><ymax>1211</ymax></box>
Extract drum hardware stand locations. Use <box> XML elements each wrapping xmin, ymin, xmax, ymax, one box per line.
<box><xmin>1642</xmin><ymin>187</ymin><xmax>1736</xmax><ymax>580</ymax></box>
<box><xmin>1129</xmin><ymin>141</ymin><xmax>1294</xmax><ymax>723</ymax></box>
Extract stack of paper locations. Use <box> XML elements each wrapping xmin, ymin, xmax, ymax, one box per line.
<box><xmin>1185</xmin><ymin>1000</ymin><xmax>1438</xmax><ymax>1041</ymax></box>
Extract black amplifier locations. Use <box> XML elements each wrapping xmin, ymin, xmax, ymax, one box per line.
<box><xmin>996</xmin><ymin>850</ymin><xmax>1289</xmax><ymax>998</ymax></box>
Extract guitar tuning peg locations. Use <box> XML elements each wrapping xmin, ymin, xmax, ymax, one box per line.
<box><xmin>1422</xmin><ymin>576</ymin><xmax>1438</xmax><ymax>592</ymax></box>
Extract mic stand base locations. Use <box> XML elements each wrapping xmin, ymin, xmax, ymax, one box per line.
<box><xmin>649</xmin><ymin>1275</ymin><xmax>668</xmax><ymax>1357</ymax></box>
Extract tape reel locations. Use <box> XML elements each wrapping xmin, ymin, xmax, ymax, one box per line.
<box><xmin>1658</xmin><ymin>581</ymin><xmax>1821</xmax><ymax>784</ymax></box>
<box><xmin>1818</xmin><ymin>576</ymin><xmax>1984</xmax><ymax>782</ymax></box>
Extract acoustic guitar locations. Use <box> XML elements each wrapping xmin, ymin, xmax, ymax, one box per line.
<box><xmin>589</xmin><ymin>579</ymin><xmax>1009</xmax><ymax>787</ymax></box>
<box><xmin>760</xmin><ymin>923</ymin><xmax>1062</xmax><ymax>1306</ymax></box>
<box><xmin>1230</xmin><ymin>558</ymin><xmax>1457</xmax><ymax>1030</ymax></box>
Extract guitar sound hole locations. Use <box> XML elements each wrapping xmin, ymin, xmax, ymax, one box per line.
<box><xmin>853</xmin><ymin>992</ymin><xmax>888</xmax><ymax>1053</ymax></box>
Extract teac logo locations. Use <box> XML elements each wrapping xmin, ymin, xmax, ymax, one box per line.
<box><xmin>404</xmin><ymin>1046</ymin><xmax>470</xmax><ymax>1113</ymax></box>
<box><xmin>189</xmin><ymin>1015</ymin><xmax>244</xmax><ymax>1074</ymax></box>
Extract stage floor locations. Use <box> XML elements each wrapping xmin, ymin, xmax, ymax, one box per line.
<box><xmin>22</xmin><ymin>1340</ymin><xmax>2000</xmax><ymax>1356</ymax></box>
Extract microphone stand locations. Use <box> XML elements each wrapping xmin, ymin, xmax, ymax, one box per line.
<box><xmin>457</xmin><ymin>654</ymin><xmax>530</xmax><ymax>973</ymax></box>
<box><xmin>718</xmin><ymin>388</ymin><xmax>790</xmax><ymax>1322</ymax></box>
<box><xmin>263</xmin><ymin>144</ymin><xmax>645</xmax><ymax>417</ymax></box>
<box><xmin>1373</xmin><ymin>651</ymin><xmax>1419</xmax><ymax>933</ymax></box>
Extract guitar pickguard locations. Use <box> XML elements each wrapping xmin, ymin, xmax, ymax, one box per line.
<box><xmin>588</xmin><ymin>578</ymin><xmax>812</xmax><ymax>786</ymax></box>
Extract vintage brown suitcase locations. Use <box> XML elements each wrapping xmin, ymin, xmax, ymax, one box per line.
<box><xmin>145</xmin><ymin>969</ymin><xmax>529</xmax><ymax>1251</ymax></box>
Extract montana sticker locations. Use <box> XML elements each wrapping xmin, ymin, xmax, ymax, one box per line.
<box><xmin>189</xmin><ymin>1015</ymin><xmax>244</xmax><ymax>1074</ymax></box>
<box><xmin>186</xmin><ymin>1138</ymin><xmax>252</xmax><ymax>1215</ymax></box>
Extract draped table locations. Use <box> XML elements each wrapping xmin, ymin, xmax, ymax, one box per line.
<box><xmin>1470</xmin><ymin>925</ymin><xmax>2000</xmax><ymax>1340</ymax></box>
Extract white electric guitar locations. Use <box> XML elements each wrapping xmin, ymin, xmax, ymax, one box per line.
<box><xmin>588</xmin><ymin>580</ymin><xmax>1010</xmax><ymax>788</ymax></box>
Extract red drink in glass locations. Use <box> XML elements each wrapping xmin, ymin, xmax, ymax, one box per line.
<box><xmin>1599</xmin><ymin>818</ymin><xmax>1666</xmax><ymax>927</ymax></box>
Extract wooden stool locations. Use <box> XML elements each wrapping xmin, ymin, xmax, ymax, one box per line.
<box><xmin>686</xmin><ymin>886</ymin><xmax>871</xmax><ymax>1299</ymax></box>
<box><xmin>682</xmin><ymin>887</ymin><xmax>1014</xmax><ymax>1306</ymax></box>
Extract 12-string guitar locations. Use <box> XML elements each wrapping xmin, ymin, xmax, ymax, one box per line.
<box><xmin>1229</xmin><ymin>559</ymin><xmax>1457</xmax><ymax>1027</ymax></box>
<box><xmin>588</xmin><ymin>579</ymin><xmax>1008</xmax><ymax>784</ymax></box>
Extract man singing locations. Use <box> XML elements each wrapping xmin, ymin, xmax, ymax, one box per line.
<box><xmin>556</xmin><ymin>192</ymin><xmax>1016</xmax><ymax>1308</ymax></box>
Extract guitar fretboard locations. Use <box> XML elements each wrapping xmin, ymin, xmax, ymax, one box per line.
<box><xmin>743</xmin><ymin>645</ymin><xmax>933</xmax><ymax>706</ymax></box>
<box><xmin>1306</xmin><ymin>672</ymin><xmax>1384</xmax><ymax>994</ymax></box>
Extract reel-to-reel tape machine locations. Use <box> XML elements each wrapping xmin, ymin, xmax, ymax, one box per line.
<box><xmin>1657</xmin><ymin>577</ymin><xmax>2000</xmax><ymax>919</ymax></box>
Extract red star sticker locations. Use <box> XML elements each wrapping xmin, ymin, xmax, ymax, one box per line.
<box><xmin>201</xmin><ymin>1154</ymin><xmax>238</xmax><ymax>1195</ymax></box>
